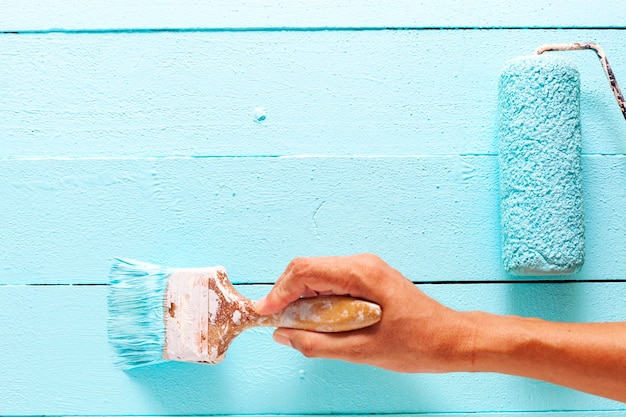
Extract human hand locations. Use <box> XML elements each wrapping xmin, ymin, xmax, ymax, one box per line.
<box><xmin>255</xmin><ymin>255</ymin><xmax>626</xmax><ymax>401</ymax></box>
<box><xmin>254</xmin><ymin>254</ymin><xmax>476</xmax><ymax>373</ymax></box>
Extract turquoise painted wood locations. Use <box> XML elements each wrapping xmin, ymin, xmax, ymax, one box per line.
<box><xmin>2</xmin><ymin>0</ymin><xmax>626</xmax><ymax>31</ymax></box>
<box><xmin>2</xmin><ymin>30</ymin><xmax>625</xmax><ymax>159</ymax></box>
<box><xmin>0</xmin><ymin>283</ymin><xmax>624</xmax><ymax>415</ymax></box>
<box><xmin>1</xmin><ymin>156</ymin><xmax>626</xmax><ymax>284</ymax></box>
<box><xmin>2</xmin><ymin>0</ymin><xmax>626</xmax><ymax>415</ymax></box>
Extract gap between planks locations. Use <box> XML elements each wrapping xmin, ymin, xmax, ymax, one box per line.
<box><xmin>2</xmin><ymin>26</ymin><xmax>626</xmax><ymax>35</ymax></box>
<box><xmin>2</xmin><ymin>154</ymin><xmax>626</xmax><ymax>162</ymax></box>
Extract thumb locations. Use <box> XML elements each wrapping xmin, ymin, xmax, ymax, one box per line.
<box><xmin>272</xmin><ymin>328</ymin><xmax>354</xmax><ymax>360</ymax></box>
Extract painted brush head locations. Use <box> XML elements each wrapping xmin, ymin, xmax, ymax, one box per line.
<box><xmin>107</xmin><ymin>259</ymin><xmax>254</xmax><ymax>369</ymax></box>
<box><xmin>107</xmin><ymin>259</ymin><xmax>171</xmax><ymax>369</ymax></box>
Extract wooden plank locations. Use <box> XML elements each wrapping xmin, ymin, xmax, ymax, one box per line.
<box><xmin>0</xmin><ymin>283</ymin><xmax>624</xmax><ymax>415</ymax></box>
<box><xmin>1</xmin><ymin>0</ymin><xmax>626</xmax><ymax>31</ymax></box>
<box><xmin>171</xmin><ymin>415</ymin><xmax>626</xmax><ymax>417</ymax></box>
<box><xmin>1</xmin><ymin>155</ymin><xmax>625</xmax><ymax>284</ymax></box>
<box><xmin>64</xmin><ymin>414</ymin><xmax>626</xmax><ymax>417</ymax></box>
<box><xmin>1</xmin><ymin>29</ymin><xmax>625</xmax><ymax>159</ymax></box>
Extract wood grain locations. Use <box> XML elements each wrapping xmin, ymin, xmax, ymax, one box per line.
<box><xmin>0</xmin><ymin>283</ymin><xmax>624</xmax><ymax>415</ymax></box>
<box><xmin>2</xmin><ymin>0</ymin><xmax>626</xmax><ymax>31</ymax></box>
<box><xmin>2</xmin><ymin>1</ymin><xmax>626</xmax><ymax>415</ymax></box>
<box><xmin>1</xmin><ymin>156</ymin><xmax>625</xmax><ymax>284</ymax></box>
<box><xmin>1</xmin><ymin>30</ymin><xmax>625</xmax><ymax>159</ymax></box>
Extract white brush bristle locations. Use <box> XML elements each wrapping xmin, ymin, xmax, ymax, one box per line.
<box><xmin>108</xmin><ymin>258</ymin><xmax>172</xmax><ymax>369</ymax></box>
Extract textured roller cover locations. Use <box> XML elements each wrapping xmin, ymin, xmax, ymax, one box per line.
<box><xmin>498</xmin><ymin>55</ymin><xmax>584</xmax><ymax>275</ymax></box>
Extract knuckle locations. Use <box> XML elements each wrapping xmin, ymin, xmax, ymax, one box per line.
<box><xmin>273</xmin><ymin>283</ymin><xmax>292</xmax><ymax>304</ymax></box>
<box><xmin>288</xmin><ymin>257</ymin><xmax>311</xmax><ymax>277</ymax></box>
<box><xmin>295</xmin><ymin>338</ymin><xmax>319</xmax><ymax>358</ymax></box>
<box><xmin>361</xmin><ymin>253</ymin><xmax>383</xmax><ymax>266</ymax></box>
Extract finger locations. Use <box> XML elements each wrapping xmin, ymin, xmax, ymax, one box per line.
<box><xmin>272</xmin><ymin>328</ymin><xmax>370</xmax><ymax>363</ymax></box>
<box><xmin>256</xmin><ymin>257</ymin><xmax>330</xmax><ymax>315</ymax></box>
<box><xmin>274</xmin><ymin>256</ymin><xmax>358</xmax><ymax>295</ymax></box>
<box><xmin>256</xmin><ymin>255</ymin><xmax>388</xmax><ymax>315</ymax></box>
<box><xmin>254</xmin><ymin>267</ymin><xmax>308</xmax><ymax>315</ymax></box>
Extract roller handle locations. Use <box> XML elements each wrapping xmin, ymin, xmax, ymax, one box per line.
<box><xmin>254</xmin><ymin>295</ymin><xmax>382</xmax><ymax>332</ymax></box>
<box><xmin>536</xmin><ymin>42</ymin><xmax>626</xmax><ymax>120</ymax></box>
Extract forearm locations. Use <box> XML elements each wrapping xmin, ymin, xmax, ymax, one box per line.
<box><xmin>257</xmin><ymin>255</ymin><xmax>626</xmax><ymax>402</ymax></box>
<box><xmin>464</xmin><ymin>311</ymin><xmax>626</xmax><ymax>402</ymax></box>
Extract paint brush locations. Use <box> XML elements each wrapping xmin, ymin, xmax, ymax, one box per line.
<box><xmin>107</xmin><ymin>258</ymin><xmax>382</xmax><ymax>369</ymax></box>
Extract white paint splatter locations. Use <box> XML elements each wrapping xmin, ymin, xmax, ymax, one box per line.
<box><xmin>232</xmin><ymin>310</ymin><xmax>241</xmax><ymax>324</ymax></box>
<box><xmin>253</xmin><ymin>106</ymin><xmax>267</xmax><ymax>123</ymax></box>
<box><xmin>208</xmin><ymin>289</ymin><xmax>220</xmax><ymax>322</ymax></box>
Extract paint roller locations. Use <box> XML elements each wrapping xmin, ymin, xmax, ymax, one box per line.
<box><xmin>498</xmin><ymin>42</ymin><xmax>625</xmax><ymax>276</ymax></box>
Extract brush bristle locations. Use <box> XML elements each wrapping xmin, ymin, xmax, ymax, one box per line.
<box><xmin>107</xmin><ymin>258</ymin><xmax>172</xmax><ymax>369</ymax></box>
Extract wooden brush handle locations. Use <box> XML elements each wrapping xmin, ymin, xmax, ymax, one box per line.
<box><xmin>162</xmin><ymin>267</ymin><xmax>382</xmax><ymax>364</ymax></box>
<box><xmin>259</xmin><ymin>295</ymin><xmax>382</xmax><ymax>332</ymax></box>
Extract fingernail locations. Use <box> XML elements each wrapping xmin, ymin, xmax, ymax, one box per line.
<box><xmin>253</xmin><ymin>296</ymin><xmax>267</xmax><ymax>313</ymax></box>
<box><xmin>273</xmin><ymin>330</ymin><xmax>293</xmax><ymax>348</ymax></box>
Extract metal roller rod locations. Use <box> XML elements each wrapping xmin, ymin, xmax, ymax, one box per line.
<box><xmin>536</xmin><ymin>42</ymin><xmax>626</xmax><ymax>121</ymax></box>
